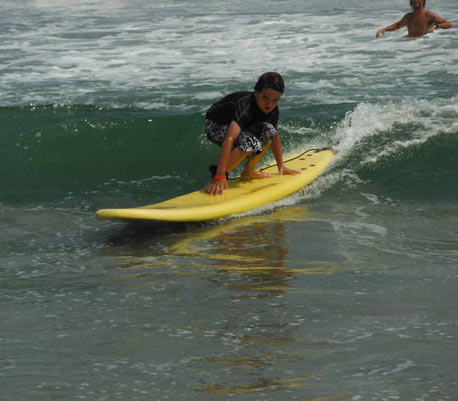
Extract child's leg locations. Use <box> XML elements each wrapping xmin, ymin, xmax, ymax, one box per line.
<box><xmin>237</xmin><ymin>122</ymin><xmax>277</xmax><ymax>180</ymax></box>
<box><xmin>227</xmin><ymin>147</ymin><xmax>249</xmax><ymax>172</ymax></box>
<box><xmin>206</xmin><ymin>119</ymin><xmax>276</xmax><ymax>179</ymax></box>
<box><xmin>240</xmin><ymin>142</ymin><xmax>273</xmax><ymax>180</ymax></box>
<box><xmin>206</xmin><ymin>120</ymin><xmax>248</xmax><ymax>176</ymax></box>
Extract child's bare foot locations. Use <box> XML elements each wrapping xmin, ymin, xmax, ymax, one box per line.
<box><xmin>241</xmin><ymin>170</ymin><xmax>273</xmax><ymax>181</ymax></box>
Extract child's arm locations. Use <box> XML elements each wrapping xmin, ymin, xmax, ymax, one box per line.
<box><xmin>206</xmin><ymin>121</ymin><xmax>241</xmax><ymax>195</ymax></box>
<box><xmin>271</xmin><ymin>133</ymin><xmax>300</xmax><ymax>176</ymax></box>
<box><xmin>376</xmin><ymin>14</ymin><xmax>408</xmax><ymax>37</ymax></box>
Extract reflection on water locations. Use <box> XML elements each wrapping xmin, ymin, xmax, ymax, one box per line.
<box><xmin>112</xmin><ymin>206</ymin><xmax>345</xmax><ymax>272</ymax></box>
<box><xmin>99</xmin><ymin>206</ymin><xmax>349</xmax><ymax>399</ymax></box>
<box><xmin>200</xmin><ymin>374</ymin><xmax>313</xmax><ymax>394</ymax></box>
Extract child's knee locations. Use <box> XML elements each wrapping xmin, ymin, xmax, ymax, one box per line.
<box><xmin>262</xmin><ymin>122</ymin><xmax>277</xmax><ymax>140</ymax></box>
<box><xmin>205</xmin><ymin>119</ymin><xmax>227</xmax><ymax>146</ymax></box>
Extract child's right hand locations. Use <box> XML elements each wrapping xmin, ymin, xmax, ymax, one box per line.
<box><xmin>205</xmin><ymin>178</ymin><xmax>228</xmax><ymax>195</ymax></box>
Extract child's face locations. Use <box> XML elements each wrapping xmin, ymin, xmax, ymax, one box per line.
<box><xmin>410</xmin><ymin>0</ymin><xmax>424</xmax><ymax>9</ymax></box>
<box><xmin>254</xmin><ymin>88</ymin><xmax>283</xmax><ymax>114</ymax></box>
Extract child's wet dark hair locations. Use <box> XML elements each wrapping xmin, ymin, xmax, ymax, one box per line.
<box><xmin>410</xmin><ymin>0</ymin><xmax>426</xmax><ymax>6</ymax></box>
<box><xmin>254</xmin><ymin>72</ymin><xmax>285</xmax><ymax>94</ymax></box>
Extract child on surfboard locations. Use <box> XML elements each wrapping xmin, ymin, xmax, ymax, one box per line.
<box><xmin>205</xmin><ymin>72</ymin><xmax>299</xmax><ymax>196</ymax></box>
<box><xmin>375</xmin><ymin>0</ymin><xmax>452</xmax><ymax>38</ymax></box>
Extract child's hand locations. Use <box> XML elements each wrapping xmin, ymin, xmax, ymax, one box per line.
<box><xmin>376</xmin><ymin>29</ymin><xmax>385</xmax><ymax>38</ymax></box>
<box><xmin>205</xmin><ymin>178</ymin><xmax>228</xmax><ymax>195</ymax></box>
<box><xmin>278</xmin><ymin>164</ymin><xmax>300</xmax><ymax>175</ymax></box>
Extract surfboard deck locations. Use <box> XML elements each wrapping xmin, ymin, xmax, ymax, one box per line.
<box><xmin>95</xmin><ymin>148</ymin><xmax>334</xmax><ymax>222</ymax></box>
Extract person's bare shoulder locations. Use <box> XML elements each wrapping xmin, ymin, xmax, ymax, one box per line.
<box><xmin>400</xmin><ymin>12</ymin><xmax>412</xmax><ymax>25</ymax></box>
<box><xmin>426</xmin><ymin>10</ymin><xmax>446</xmax><ymax>22</ymax></box>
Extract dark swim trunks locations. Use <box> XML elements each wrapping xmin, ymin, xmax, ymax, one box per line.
<box><xmin>205</xmin><ymin>119</ymin><xmax>277</xmax><ymax>155</ymax></box>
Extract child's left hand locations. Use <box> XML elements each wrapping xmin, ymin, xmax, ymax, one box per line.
<box><xmin>278</xmin><ymin>164</ymin><xmax>300</xmax><ymax>175</ymax></box>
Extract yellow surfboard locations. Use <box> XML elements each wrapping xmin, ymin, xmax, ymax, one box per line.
<box><xmin>95</xmin><ymin>148</ymin><xmax>334</xmax><ymax>222</ymax></box>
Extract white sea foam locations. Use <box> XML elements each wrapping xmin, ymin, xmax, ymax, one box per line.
<box><xmin>1</xmin><ymin>0</ymin><xmax>456</xmax><ymax>108</ymax></box>
<box><xmin>332</xmin><ymin>96</ymin><xmax>458</xmax><ymax>164</ymax></box>
<box><xmin>283</xmin><ymin>95</ymin><xmax>458</xmax><ymax>204</ymax></box>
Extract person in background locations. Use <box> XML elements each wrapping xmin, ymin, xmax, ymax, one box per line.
<box><xmin>376</xmin><ymin>0</ymin><xmax>452</xmax><ymax>38</ymax></box>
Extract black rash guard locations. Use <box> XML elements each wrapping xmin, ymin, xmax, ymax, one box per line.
<box><xmin>206</xmin><ymin>91</ymin><xmax>279</xmax><ymax>130</ymax></box>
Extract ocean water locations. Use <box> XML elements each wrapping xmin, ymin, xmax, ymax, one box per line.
<box><xmin>1</xmin><ymin>0</ymin><xmax>458</xmax><ymax>400</ymax></box>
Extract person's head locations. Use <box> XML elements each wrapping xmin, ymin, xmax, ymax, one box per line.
<box><xmin>254</xmin><ymin>72</ymin><xmax>285</xmax><ymax>94</ymax></box>
<box><xmin>410</xmin><ymin>0</ymin><xmax>426</xmax><ymax>9</ymax></box>
<box><xmin>253</xmin><ymin>72</ymin><xmax>284</xmax><ymax>114</ymax></box>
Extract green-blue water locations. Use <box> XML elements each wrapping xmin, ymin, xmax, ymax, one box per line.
<box><xmin>1</xmin><ymin>0</ymin><xmax>458</xmax><ymax>400</ymax></box>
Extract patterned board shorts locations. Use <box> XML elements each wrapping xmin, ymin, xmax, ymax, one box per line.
<box><xmin>205</xmin><ymin>119</ymin><xmax>277</xmax><ymax>156</ymax></box>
